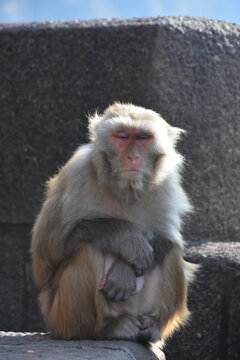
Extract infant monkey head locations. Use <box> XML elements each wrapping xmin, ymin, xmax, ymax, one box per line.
<box><xmin>89</xmin><ymin>102</ymin><xmax>184</xmax><ymax>201</ymax></box>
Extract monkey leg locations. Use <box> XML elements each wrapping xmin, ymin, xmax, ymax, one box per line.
<box><xmin>154</xmin><ymin>247</ymin><xmax>195</xmax><ymax>339</ymax></box>
<box><xmin>100</xmin><ymin>314</ymin><xmax>160</xmax><ymax>342</ymax></box>
<box><xmin>39</xmin><ymin>245</ymin><xmax>104</xmax><ymax>340</ymax></box>
<box><xmin>101</xmin><ymin>314</ymin><xmax>142</xmax><ymax>341</ymax></box>
<box><xmin>137</xmin><ymin>315</ymin><xmax>161</xmax><ymax>343</ymax></box>
<box><xmin>97</xmin><ymin>263</ymin><xmax>163</xmax><ymax>342</ymax></box>
<box><xmin>117</xmin><ymin>247</ymin><xmax>194</xmax><ymax>342</ymax></box>
<box><xmin>38</xmin><ymin>245</ymin><xmax>194</xmax><ymax>342</ymax></box>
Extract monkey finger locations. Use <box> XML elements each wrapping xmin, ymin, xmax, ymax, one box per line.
<box><xmin>117</xmin><ymin>288</ymin><xmax>134</xmax><ymax>302</ymax></box>
<box><xmin>102</xmin><ymin>285</ymin><xmax>116</xmax><ymax>299</ymax></box>
<box><xmin>112</xmin><ymin>289</ymin><xmax>126</xmax><ymax>302</ymax></box>
<box><xmin>103</xmin><ymin>291</ymin><xmax>116</xmax><ymax>301</ymax></box>
<box><xmin>137</xmin><ymin>316</ymin><xmax>161</xmax><ymax>342</ymax></box>
<box><xmin>133</xmin><ymin>266</ymin><xmax>144</xmax><ymax>277</ymax></box>
<box><xmin>134</xmin><ymin>264</ymin><xmax>149</xmax><ymax>276</ymax></box>
<box><xmin>139</xmin><ymin>315</ymin><xmax>154</xmax><ymax>330</ymax></box>
<box><xmin>136</xmin><ymin>328</ymin><xmax>154</xmax><ymax>343</ymax></box>
<box><xmin>101</xmin><ymin>281</ymin><xmax>113</xmax><ymax>295</ymax></box>
<box><xmin>132</xmin><ymin>252</ymin><xmax>154</xmax><ymax>276</ymax></box>
<box><xmin>107</xmin><ymin>286</ymin><xmax>131</xmax><ymax>302</ymax></box>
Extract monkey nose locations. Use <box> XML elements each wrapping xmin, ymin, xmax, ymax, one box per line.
<box><xmin>127</xmin><ymin>154</ymin><xmax>140</xmax><ymax>160</ymax></box>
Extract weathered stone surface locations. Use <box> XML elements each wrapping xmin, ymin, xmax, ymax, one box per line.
<box><xmin>1</xmin><ymin>232</ymin><xmax>239</xmax><ymax>359</ymax></box>
<box><xmin>0</xmin><ymin>225</ymin><xmax>29</xmax><ymax>331</ymax></box>
<box><xmin>164</xmin><ymin>242</ymin><xmax>240</xmax><ymax>360</ymax></box>
<box><xmin>0</xmin><ymin>332</ymin><xmax>165</xmax><ymax>360</ymax></box>
<box><xmin>0</xmin><ymin>16</ymin><xmax>240</xmax><ymax>360</ymax></box>
<box><xmin>0</xmin><ymin>17</ymin><xmax>240</xmax><ymax>243</ymax></box>
<box><xmin>0</xmin><ymin>225</ymin><xmax>44</xmax><ymax>332</ymax></box>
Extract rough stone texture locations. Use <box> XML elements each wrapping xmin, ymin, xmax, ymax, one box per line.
<box><xmin>0</xmin><ymin>332</ymin><xmax>165</xmax><ymax>360</ymax></box>
<box><xmin>0</xmin><ymin>17</ymin><xmax>240</xmax><ymax>243</ymax></box>
<box><xmin>165</xmin><ymin>242</ymin><xmax>240</xmax><ymax>360</ymax></box>
<box><xmin>0</xmin><ymin>225</ymin><xmax>30</xmax><ymax>331</ymax></box>
<box><xmin>0</xmin><ymin>16</ymin><xmax>240</xmax><ymax>360</ymax></box>
<box><xmin>1</xmin><ymin>235</ymin><xmax>239</xmax><ymax>359</ymax></box>
<box><xmin>0</xmin><ymin>225</ymin><xmax>44</xmax><ymax>332</ymax></box>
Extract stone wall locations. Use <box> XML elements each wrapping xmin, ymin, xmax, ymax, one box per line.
<box><xmin>0</xmin><ymin>17</ymin><xmax>240</xmax><ymax>359</ymax></box>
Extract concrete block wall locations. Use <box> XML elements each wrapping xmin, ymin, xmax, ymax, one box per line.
<box><xmin>0</xmin><ymin>17</ymin><xmax>240</xmax><ymax>359</ymax></box>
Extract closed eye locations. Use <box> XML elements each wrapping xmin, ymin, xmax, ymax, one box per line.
<box><xmin>116</xmin><ymin>131</ymin><xmax>129</xmax><ymax>139</ymax></box>
<box><xmin>135</xmin><ymin>134</ymin><xmax>153</xmax><ymax>140</ymax></box>
<box><xmin>136</xmin><ymin>135</ymin><xmax>148</xmax><ymax>140</ymax></box>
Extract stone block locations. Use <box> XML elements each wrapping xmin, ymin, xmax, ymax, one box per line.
<box><xmin>0</xmin><ymin>225</ymin><xmax>43</xmax><ymax>332</ymax></box>
<box><xmin>0</xmin><ymin>225</ymin><xmax>28</xmax><ymax>331</ymax></box>
<box><xmin>0</xmin><ymin>17</ymin><xmax>240</xmax><ymax>243</ymax></box>
<box><xmin>0</xmin><ymin>332</ymin><xmax>165</xmax><ymax>360</ymax></box>
<box><xmin>165</xmin><ymin>242</ymin><xmax>240</xmax><ymax>360</ymax></box>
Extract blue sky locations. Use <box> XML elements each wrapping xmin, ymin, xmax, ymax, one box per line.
<box><xmin>0</xmin><ymin>0</ymin><xmax>239</xmax><ymax>24</ymax></box>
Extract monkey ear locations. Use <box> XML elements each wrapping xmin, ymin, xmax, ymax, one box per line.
<box><xmin>167</xmin><ymin>126</ymin><xmax>186</xmax><ymax>145</ymax></box>
<box><xmin>88</xmin><ymin>112</ymin><xmax>102</xmax><ymax>141</ymax></box>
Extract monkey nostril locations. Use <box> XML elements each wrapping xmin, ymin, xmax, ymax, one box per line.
<box><xmin>127</xmin><ymin>155</ymin><xmax>139</xmax><ymax>161</ymax></box>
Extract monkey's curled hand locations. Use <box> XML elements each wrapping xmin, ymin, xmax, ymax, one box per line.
<box><xmin>65</xmin><ymin>219</ymin><xmax>155</xmax><ymax>277</ymax></box>
<box><xmin>101</xmin><ymin>259</ymin><xmax>137</xmax><ymax>302</ymax></box>
<box><xmin>123</xmin><ymin>236</ymin><xmax>154</xmax><ymax>277</ymax></box>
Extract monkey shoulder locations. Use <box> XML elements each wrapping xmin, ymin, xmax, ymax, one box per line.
<box><xmin>46</xmin><ymin>144</ymin><xmax>102</xmax><ymax>219</ymax></box>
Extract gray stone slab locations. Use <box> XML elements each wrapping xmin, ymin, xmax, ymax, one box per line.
<box><xmin>228</xmin><ymin>274</ymin><xmax>240</xmax><ymax>360</ymax></box>
<box><xmin>0</xmin><ymin>17</ymin><xmax>240</xmax><ymax>243</ymax></box>
<box><xmin>0</xmin><ymin>225</ymin><xmax>44</xmax><ymax>332</ymax></box>
<box><xmin>0</xmin><ymin>332</ymin><xmax>165</xmax><ymax>360</ymax></box>
<box><xmin>0</xmin><ymin>225</ymin><xmax>29</xmax><ymax>331</ymax></box>
<box><xmin>165</xmin><ymin>242</ymin><xmax>240</xmax><ymax>360</ymax></box>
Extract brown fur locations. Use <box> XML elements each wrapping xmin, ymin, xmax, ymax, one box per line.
<box><xmin>38</xmin><ymin>244</ymin><xmax>192</xmax><ymax>340</ymax></box>
<box><xmin>39</xmin><ymin>246</ymin><xmax>103</xmax><ymax>339</ymax></box>
<box><xmin>31</xmin><ymin>102</ymin><xmax>196</xmax><ymax>343</ymax></box>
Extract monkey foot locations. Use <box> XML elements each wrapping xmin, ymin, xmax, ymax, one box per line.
<box><xmin>137</xmin><ymin>315</ymin><xmax>161</xmax><ymax>343</ymax></box>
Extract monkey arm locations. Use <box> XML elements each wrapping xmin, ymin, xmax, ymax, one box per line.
<box><xmin>64</xmin><ymin>218</ymin><xmax>154</xmax><ymax>277</ymax></box>
<box><xmin>100</xmin><ymin>235</ymin><xmax>175</xmax><ymax>304</ymax></box>
<box><xmin>149</xmin><ymin>234</ymin><xmax>175</xmax><ymax>264</ymax></box>
<box><xmin>99</xmin><ymin>232</ymin><xmax>175</xmax><ymax>302</ymax></box>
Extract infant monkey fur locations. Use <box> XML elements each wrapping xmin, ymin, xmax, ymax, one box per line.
<box><xmin>31</xmin><ymin>102</ymin><xmax>197</xmax><ymax>343</ymax></box>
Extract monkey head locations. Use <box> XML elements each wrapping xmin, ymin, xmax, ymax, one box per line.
<box><xmin>89</xmin><ymin>102</ymin><xmax>184</xmax><ymax>201</ymax></box>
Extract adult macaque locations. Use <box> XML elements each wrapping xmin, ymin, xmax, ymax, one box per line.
<box><xmin>31</xmin><ymin>102</ymin><xmax>196</xmax><ymax>343</ymax></box>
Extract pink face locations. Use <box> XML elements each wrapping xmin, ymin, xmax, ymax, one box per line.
<box><xmin>112</xmin><ymin>128</ymin><xmax>154</xmax><ymax>175</ymax></box>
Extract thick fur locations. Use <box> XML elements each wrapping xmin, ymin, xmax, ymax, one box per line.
<box><xmin>38</xmin><ymin>245</ymin><xmax>191</xmax><ymax>340</ymax></box>
<box><xmin>31</xmin><ymin>102</ymin><xmax>195</xmax><ymax>342</ymax></box>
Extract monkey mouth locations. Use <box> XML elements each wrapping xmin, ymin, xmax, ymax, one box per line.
<box><xmin>122</xmin><ymin>169</ymin><xmax>140</xmax><ymax>177</ymax></box>
<box><xmin>123</xmin><ymin>169</ymin><xmax>139</xmax><ymax>173</ymax></box>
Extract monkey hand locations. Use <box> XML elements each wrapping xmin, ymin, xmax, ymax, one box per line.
<box><xmin>101</xmin><ymin>259</ymin><xmax>137</xmax><ymax>302</ymax></box>
<box><xmin>128</xmin><ymin>239</ymin><xmax>154</xmax><ymax>277</ymax></box>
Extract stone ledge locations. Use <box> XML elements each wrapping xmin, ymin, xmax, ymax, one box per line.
<box><xmin>0</xmin><ymin>332</ymin><xmax>164</xmax><ymax>360</ymax></box>
<box><xmin>165</xmin><ymin>241</ymin><xmax>240</xmax><ymax>359</ymax></box>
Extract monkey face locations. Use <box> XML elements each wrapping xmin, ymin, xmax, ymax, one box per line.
<box><xmin>89</xmin><ymin>103</ymin><xmax>184</xmax><ymax>201</ymax></box>
<box><xmin>111</xmin><ymin>128</ymin><xmax>154</xmax><ymax>178</ymax></box>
